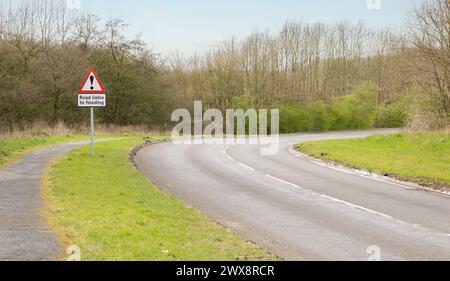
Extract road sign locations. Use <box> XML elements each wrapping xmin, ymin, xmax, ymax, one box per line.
<box><xmin>77</xmin><ymin>68</ymin><xmax>107</xmax><ymax>156</ymax></box>
<box><xmin>78</xmin><ymin>68</ymin><xmax>106</xmax><ymax>108</ymax></box>
<box><xmin>79</xmin><ymin>68</ymin><xmax>105</xmax><ymax>93</ymax></box>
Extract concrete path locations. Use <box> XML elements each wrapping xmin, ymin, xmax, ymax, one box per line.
<box><xmin>0</xmin><ymin>142</ymin><xmax>88</xmax><ymax>261</ymax></box>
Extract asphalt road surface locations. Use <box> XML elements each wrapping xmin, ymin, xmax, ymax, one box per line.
<box><xmin>135</xmin><ymin>129</ymin><xmax>450</xmax><ymax>261</ymax></box>
<box><xmin>0</xmin><ymin>142</ymin><xmax>88</xmax><ymax>261</ymax></box>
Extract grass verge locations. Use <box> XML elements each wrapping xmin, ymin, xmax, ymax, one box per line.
<box><xmin>43</xmin><ymin>136</ymin><xmax>276</xmax><ymax>261</ymax></box>
<box><xmin>296</xmin><ymin>132</ymin><xmax>450</xmax><ymax>191</ymax></box>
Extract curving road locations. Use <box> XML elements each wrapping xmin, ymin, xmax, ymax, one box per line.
<box><xmin>135</xmin><ymin>129</ymin><xmax>450</xmax><ymax>261</ymax></box>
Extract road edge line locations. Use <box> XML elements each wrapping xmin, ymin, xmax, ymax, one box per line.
<box><xmin>288</xmin><ymin>146</ymin><xmax>450</xmax><ymax>198</ymax></box>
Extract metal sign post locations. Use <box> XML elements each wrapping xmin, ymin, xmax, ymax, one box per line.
<box><xmin>90</xmin><ymin>107</ymin><xmax>95</xmax><ymax>156</ymax></box>
<box><xmin>77</xmin><ymin>68</ymin><xmax>107</xmax><ymax>157</ymax></box>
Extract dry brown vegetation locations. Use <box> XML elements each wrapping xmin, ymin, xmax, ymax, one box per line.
<box><xmin>0</xmin><ymin>121</ymin><xmax>163</xmax><ymax>138</ymax></box>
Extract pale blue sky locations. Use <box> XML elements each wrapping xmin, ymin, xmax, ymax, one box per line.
<box><xmin>81</xmin><ymin>0</ymin><xmax>422</xmax><ymax>55</ymax></box>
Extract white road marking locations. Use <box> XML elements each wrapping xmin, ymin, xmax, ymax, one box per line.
<box><xmin>223</xmin><ymin>145</ymin><xmax>450</xmax><ymax>237</ymax></box>
<box><xmin>238</xmin><ymin>163</ymin><xmax>256</xmax><ymax>171</ymax></box>
<box><xmin>288</xmin><ymin>147</ymin><xmax>419</xmax><ymax>191</ymax></box>
<box><xmin>289</xmin><ymin>147</ymin><xmax>450</xmax><ymax>198</ymax></box>
<box><xmin>225</xmin><ymin>146</ymin><xmax>393</xmax><ymax>219</ymax></box>
<box><xmin>265</xmin><ymin>175</ymin><xmax>300</xmax><ymax>188</ymax></box>
<box><xmin>225</xmin><ymin>153</ymin><xmax>236</xmax><ymax>162</ymax></box>
<box><xmin>263</xmin><ymin>172</ymin><xmax>450</xmax><ymax>237</ymax></box>
<box><xmin>264</xmin><ymin>172</ymin><xmax>393</xmax><ymax>219</ymax></box>
<box><xmin>222</xmin><ymin>148</ymin><xmax>228</xmax><ymax>155</ymax></box>
<box><xmin>320</xmin><ymin>195</ymin><xmax>393</xmax><ymax>219</ymax></box>
<box><xmin>224</xmin><ymin>146</ymin><xmax>255</xmax><ymax>171</ymax></box>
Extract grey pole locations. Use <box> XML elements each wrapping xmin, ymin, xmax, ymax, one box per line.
<box><xmin>90</xmin><ymin>107</ymin><xmax>94</xmax><ymax>156</ymax></box>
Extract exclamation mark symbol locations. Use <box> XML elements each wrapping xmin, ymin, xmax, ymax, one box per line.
<box><xmin>90</xmin><ymin>75</ymin><xmax>94</xmax><ymax>90</ymax></box>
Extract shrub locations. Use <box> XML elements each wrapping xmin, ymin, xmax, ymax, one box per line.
<box><xmin>277</xmin><ymin>84</ymin><xmax>379</xmax><ymax>133</ymax></box>
<box><xmin>279</xmin><ymin>104</ymin><xmax>313</xmax><ymax>133</ymax></box>
<box><xmin>375</xmin><ymin>103</ymin><xmax>409</xmax><ymax>128</ymax></box>
<box><xmin>330</xmin><ymin>84</ymin><xmax>378</xmax><ymax>130</ymax></box>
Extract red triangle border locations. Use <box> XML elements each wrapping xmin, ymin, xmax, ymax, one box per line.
<box><xmin>78</xmin><ymin>68</ymin><xmax>106</xmax><ymax>94</ymax></box>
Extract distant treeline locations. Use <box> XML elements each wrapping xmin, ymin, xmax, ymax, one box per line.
<box><xmin>0</xmin><ymin>0</ymin><xmax>176</xmax><ymax>131</ymax></box>
<box><xmin>0</xmin><ymin>0</ymin><xmax>448</xmax><ymax>133</ymax></box>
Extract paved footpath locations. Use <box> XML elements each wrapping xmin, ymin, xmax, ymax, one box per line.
<box><xmin>0</xmin><ymin>142</ymin><xmax>87</xmax><ymax>261</ymax></box>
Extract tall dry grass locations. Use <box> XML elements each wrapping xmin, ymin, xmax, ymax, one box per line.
<box><xmin>406</xmin><ymin>110</ymin><xmax>450</xmax><ymax>133</ymax></box>
<box><xmin>0</xmin><ymin>121</ymin><xmax>168</xmax><ymax>138</ymax></box>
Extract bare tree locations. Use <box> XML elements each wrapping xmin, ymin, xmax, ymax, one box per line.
<box><xmin>5</xmin><ymin>1</ymin><xmax>42</xmax><ymax>74</ymax></box>
<box><xmin>73</xmin><ymin>13</ymin><xmax>101</xmax><ymax>49</ymax></box>
<box><xmin>408</xmin><ymin>0</ymin><xmax>450</xmax><ymax>127</ymax></box>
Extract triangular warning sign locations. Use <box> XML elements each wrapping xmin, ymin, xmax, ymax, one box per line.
<box><xmin>79</xmin><ymin>68</ymin><xmax>106</xmax><ymax>94</ymax></box>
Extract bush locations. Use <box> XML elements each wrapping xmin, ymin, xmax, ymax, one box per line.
<box><xmin>311</xmin><ymin>102</ymin><xmax>335</xmax><ymax>132</ymax></box>
<box><xmin>279</xmin><ymin>104</ymin><xmax>313</xmax><ymax>133</ymax></box>
<box><xmin>278</xmin><ymin>84</ymin><xmax>379</xmax><ymax>133</ymax></box>
<box><xmin>330</xmin><ymin>84</ymin><xmax>378</xmax><ymax>130</ymax></box>
<box><xmin>375</xmin><ymin>103</ymin><xmax>409</xmax><ymax>128</ymax></box>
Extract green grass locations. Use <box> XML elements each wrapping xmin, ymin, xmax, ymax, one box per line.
<box><xmin>296</xmin><ymin>132</ymin><xmax>450</xmax><ymax>189</ymax></box>
<box><xmin>44</xmin><ymin>136</ymin><xmax>276</xmax><ymax>261</ymax></box>
<box><xmin>0</xmin><ymin>135</ymin><xmax>91</xmax><ymax>168</ymax></box>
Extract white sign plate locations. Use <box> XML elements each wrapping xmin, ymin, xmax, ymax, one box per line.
<box><xmin>78</xmin><ymin>94</ymin><xmax>106</xmax><ymax>107</ymax></box>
